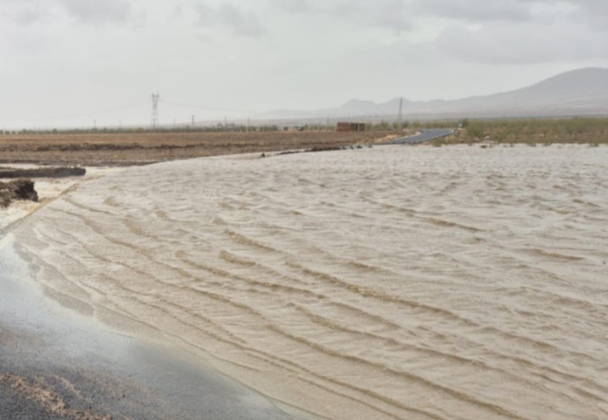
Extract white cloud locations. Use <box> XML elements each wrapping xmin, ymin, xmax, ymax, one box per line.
<box><xmin>8</xmin><ymin>5</ymin><xmax>45</xmax><ymax>25</ymax></box>
<box><xmin>61</xmin><ymin>0</ymin><xmax>132</xmax><ymax>24</ymax></box>
<box><xmin>218</xmin><ymin>3</ymin><xmax>266</xmax><ymax>37</ymax></box>
<box><xmin>1</xmin><ymin>0</ymin><xmax>608</xmax><ymax>128</ymax></box>
<box><xmin>266</xmin><ymin>0</ymin><xmax>411</xmax><ymax>32</ymax></box>
<box><xmin>435</xmin><ymin>22</ymin><xmax>608</xmax><ymax>64</ymax></box>
<box><xmin>0</xmin><ymin>0</ymin><xmax>132</xmax><ymax>25</ymax></box>
<box><xmin>414</xmin><ymin>0</ymin><xmax>536</xmax><ymax>22</ymax></box>
<box><xmin>194</xmin><ymin>2</ymin><xmax>266</xmax><ymax>37</ymax></box>
<box><xmin>269</xmin><ymin>0</ymin><xmax>312</xmax><ymax>14</ymax></box>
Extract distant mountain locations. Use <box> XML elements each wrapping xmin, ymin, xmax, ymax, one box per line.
<box><xmin>270</xmin><ymin>68</ymin><xmax>608</xmax><ymax>119</ymax></box>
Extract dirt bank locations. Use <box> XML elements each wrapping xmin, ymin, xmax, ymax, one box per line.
<box><xmin>0</xmin><ymin>180</ymin><xmax>38</xmax><ymax>207</ymax></box>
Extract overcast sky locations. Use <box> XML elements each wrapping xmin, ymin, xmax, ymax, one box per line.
<box><xmin>1</xmin><ymin>0</ymin><xmax>607</xmax><ymax>128</ymax></box>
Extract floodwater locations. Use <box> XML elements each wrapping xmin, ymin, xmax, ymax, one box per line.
<box><xmin>11</xmin><ymin>145</ymin><xmax>608</xmax><ymax>419</ymax></box>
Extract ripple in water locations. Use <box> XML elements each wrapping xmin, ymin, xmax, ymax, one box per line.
<box><xmin>13</xmin><ymin>145</ymin><xmax>608</xmax><ymax>419</ymax></box>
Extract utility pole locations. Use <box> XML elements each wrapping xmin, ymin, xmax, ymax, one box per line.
<box><xmin>151</xmin><ymin>93</ymin><xmax>160</xmax><ymax>128</ymax></box>
<box><xmin>192</xmin><ymin>115</ymin><xmax>195</xmax><ymax>127</ymax></box>
<box><xmin>397</xmin><ymin>97</ymin><xmax>403</xmax><ymax>128</ymax></box>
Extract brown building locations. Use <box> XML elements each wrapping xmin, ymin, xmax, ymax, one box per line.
<box><xmin>337</xmin><ymin>122</ymin><xmax>366</xmax><ymax>132</ymax></box>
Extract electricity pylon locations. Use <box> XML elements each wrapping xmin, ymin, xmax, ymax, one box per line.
<box><xmin>151</xmin><ymin>93</ymin><xmax>160</xmax><ymax>128</ymax></box>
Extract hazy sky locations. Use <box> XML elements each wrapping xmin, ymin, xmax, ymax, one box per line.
<box><xmin>1</xmin><ymin>0</ymin><xmax>607</xmax><ymax>128</ymax></box>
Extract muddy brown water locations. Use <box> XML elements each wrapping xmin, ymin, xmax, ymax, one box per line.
<box><xmin>11</xmin><ymin>145</ymin><xmax>608</xmax><ymax>419</ymax></box>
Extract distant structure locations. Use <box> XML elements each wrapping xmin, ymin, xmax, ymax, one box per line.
<box><xmin>337</xmin><ymin>122</ymin><xmax>366</xmax><ymax>132</ymax></box>
<box><xmin>397</xmin><ymin>97</ymin><xmax>403</xmax><ymax>126</ymax></box>
<box><xmin>151</xmin><ymin>93</ymin><xmax>160</xmax><ymax>128</ymax></box>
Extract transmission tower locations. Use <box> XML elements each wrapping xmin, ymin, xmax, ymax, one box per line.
<box><xmin>397</xmin><ymin>97</ymin><xmax>403</xmax><ymax>128</ymax></box>
<box><xmin>151</xmin><ymin>93</ymin><xmax>160</xmax><ymax>128</ymax></box>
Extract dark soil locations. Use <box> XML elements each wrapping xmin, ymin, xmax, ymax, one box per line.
<box><xmin>0</xmin><ymin>179</ymin><xmax>38</xmax><ymax>207</ymax></box>
<box><xmin>0</xmin><ymin>167</ymin><xmax>86</xmax><ymax>179</ymax></box>
<box><xmin>0</xmin><ymin>131</ymin><xmax>394</xmax><ymax>166</ymax></box>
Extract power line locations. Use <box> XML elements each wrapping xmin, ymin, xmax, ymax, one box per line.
<box><xmin>0</xmin><ymin>101</ymin><xmax>149</xmax><ymax>124</ymax></box>
<box><xmin>397</xmin><ymin>97</ymin><xmax>403</xmax><ymax>126</ymax></box>
<box><xmin>160</xmin><ymin>99</ymin><xmax>255</xmax><ymax>115</ymax></box>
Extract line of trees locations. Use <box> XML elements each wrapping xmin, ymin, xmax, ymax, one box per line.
<box><xmin>0</xmin><ymin>124</ymin><xmax>283</xmax><ymax>136</ymax></box>
<box><xmin>3</xmin><ymin>117</ymin><xmax>607</xmax><ymax>142</ymax></box>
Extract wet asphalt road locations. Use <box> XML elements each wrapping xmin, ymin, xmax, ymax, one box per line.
<box><xmin>0</xmin><ymin>237</ymin><xmax>295</xmax><ymax>420</ymax></box>
<box><xmin>383</xmin><ymin>129</ymin><xmax>454</xmax><ymax>145</ymax></box>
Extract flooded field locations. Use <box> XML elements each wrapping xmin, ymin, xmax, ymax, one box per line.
<box><xmin>11</xmin><ymin>145</ymin><xmax>608</xmax><ymax>419</ymax></box>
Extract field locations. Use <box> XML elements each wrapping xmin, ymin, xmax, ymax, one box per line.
<box><xmin>0</xmin><ymin>130</ymin><xmax>393</xmax><ymax>166</ymax></box>
<box><xmin>3</xmin><ymin>117</ymin><xmax>607</xmax><ymax>166</ymax></box>
<box><xmin>453</xmin><ymin>117</ymin><xmax>608</xmax><ymax>145</ymax></box>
